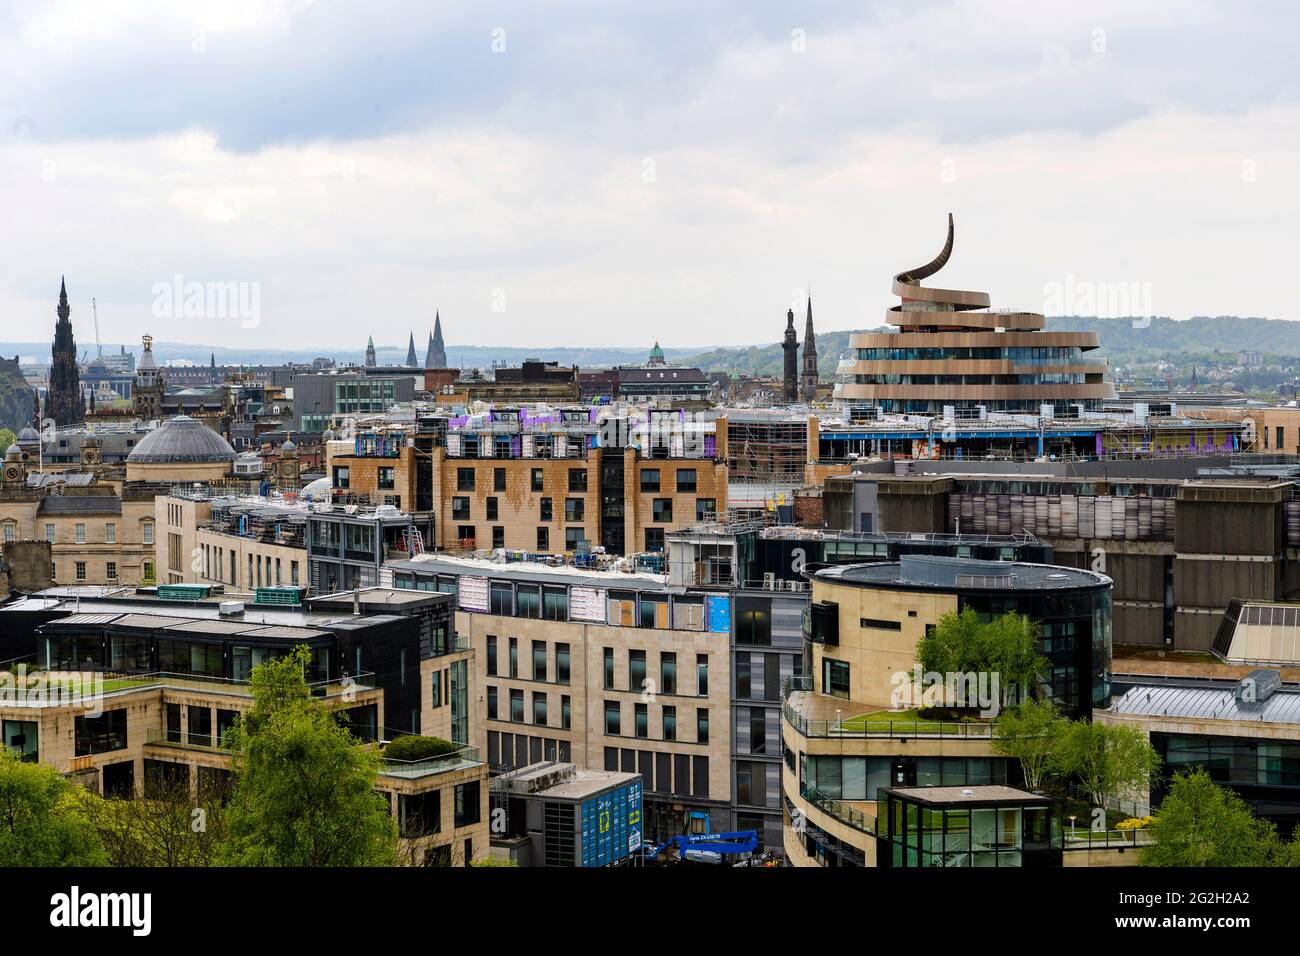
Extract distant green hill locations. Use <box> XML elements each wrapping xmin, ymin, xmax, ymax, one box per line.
<box><xmin>682</xmin><ymin>315</ymin><xmax>1300</xmax><ymax>378</ymax></box>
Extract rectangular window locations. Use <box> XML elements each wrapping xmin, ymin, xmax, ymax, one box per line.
<box><xmin>697</xmin><ymin>708</ymin><xmax>709</xmax><ymax>744</ymax></box>
<box><xmin>105</xmin><ymin>561</ymin><xmax>117</xmax><ymax>581</ymax></box>
<box><xmin>508</xmin><ymin>637</ymin><xmax>518</xmax><ymax>677</ymax></box>
<box><xmin>536</xmin><ymin>526</ymin><xmax>549</xmax><ymax>551</ymax></box>
<box><xmin>188</xmin><ymin>706</ymin><xmax>213</xmax><ymax>747</ymax></box>
<box><xmin>457</xmin><ymin>467</ymin><xmax>476</xmax><ymax>491</ymax></box>
<box><xmin>663</xmin><ymin>706</ymin><xmax>677</xmax><ymax>742</ymax></box>
<box><xmin>645</xmin><ymin>528</ymin><xmax>664</xmax><ymax>552</ymax></box>
<box><xmin>486</xmin><ymin>497</ymin><xmax>499</xmax><ymax>520</ymax></box>
<box><xmin>44</xmin><ymin>523</ymin><xmax>55</xmax><ymax>543</ymax></box>
<box><xmin>823</xmin><ymin>658</ymin><xmax>851</xmax><ymax>699</ymax></box>
<box><xmin>531</xmin><ymin>468</ymin><xmax>544</xmax><ymax>492</ymax></box>
<box><xmin>860</xmin><ymin>617</ymin><xmax>902</xmax><ymax>631</ymax></box>
<box><xmin>676</xmin><ymin>468</ymin><xmax>697</xmax><ymax>492</ymax></box>
<box><xmin>75</xmin><ymin>523</ymin><xmax>86</xmax><ymax>544</ymax></box>
<box><xmin>142</xmin><ymin>522</ymin><xmax>154</xmax><ymax>545</ymax></box>
<box><xmin>492</xmin><ymin>526</ymin><xmax>504</xmax><ymax>549</ymax></box>
<box><xmin>510</xmin><ymin>689</ymin><xmax>524</xmax><ymax>722</ymax></box>
<box><xmin>568</xmin><ymin>468</ymin><xmax>587</xmax><ymax>492</ymax></box>
<box><xmin>105</xmin><ymin>523</ymin><xmax>116</xmax><ymax>544</ymax></box>
<box><xmin>333</xmin><ymin>465</ymin><xmax>350</xmax><ymax>489</ymax></box>
<box><xmin>564</xmin><ymin>498</ymin><xmax>585</xmax><ymax>522</ymax></box>
<box><xmin>652</xmin><ymin>498</ymin><xmax>672</xmax><ymax>522</ymax></box>
<box><xmin>634</xmin><ymin>703</ymin><xmax>648</xmax><ymax>739</ymax></box>
<box><xmin>697</xmin><ymin>654</ymin><xmax>709</xmax><ymax>696</ymax></box>
<box><xmin>556</xmin><ymin>643</ymin><xmax>571</xmax><ymax>684</ymax></box>
<box><xmin>532</xmin><ymin>640</ymin><xmax>548</xmax><ymax>681</ymax></box>
<box><xmin>451</xmin><ymin>497</ymin><xmax>470</xmax><ymax>520</ymax></box>
<box><xmin>603</xmin><ymin>647</ymin><xmax>615</xmax><ymax>689</ymax></box>
<box><xmin>517</xmin><ymin>586</ymin><xmax>542</xmax><ymax>620</ymax></box>
<box><xmin>629</xmin><ymin>650</ymin><xmax>646</xmax><ymax>693</ymax></box>
<box><xmin>454</xmin><ymin>781</ymin><xmax>481</xmax><ymax>827</ymax></box>
<box><xmin>75</xmin><ymin>561</ymin><xmax>86</xmax><ymax>582</ymax></box>
<box><xmin>431</xmin><ymin>669</ymin><xmax>443</xmax><ymax>708</ymax></box>
<box><xmin>604</xmin><ymin>701</ymin><xmax>621</xmax><ymax>736</ymax></box>
<box><xmin>532</xmin><ymin>692</ymin><xmax>548</xmax><ymax>726</ymax></box>
<box><xmin>696</xmin><ymin>499</ymin><xmax>716</xmax><ymax>522</ymax></box>
<box><xmin>491</xmin><ymin>582</ymin><xmax>513</xmax><ymax>616</ymax></box>
<box><xmin>659</xmin><ymin>652</ymin><xmax>677</xmax><ymax>696</ymax></box>
<box><xmin>494</xmin><ymin>467</ymin><xmax>506</xmax><ymax>491</ymax></box>
<box><xmin>562</xmin><ymin>695</ymin><xmax>572</xmax><ymax>730</ymax></box>
<box><xmin>486</xmin><ymin>636</ymin><xmax>497</xmax><ymax>676</ymax></box>
<box><xmin>75</xmin><ymin>710</ymin><xmax>128</xmax><ymax>756</ymax></box>
<box><xmin>640</xmin><ymin>469</ymin><xmax>660</xmax><ymax>492</ymax></box>
<box><xmin>565</xmin><ymin>527</ymin><xmax>584</xmax><ymax>551</ymax></box>
<box><xmin>736</xmin><ymin>596</ymin><xmax>772</xmax><ymax>645</ymax></box>
<box><xmin>487</xmin><ymin>686</ymin><xmax>498</xmax><ymax>720</ymax></box>
<box><xmin>4</xmin><ymin>719</ymin><xmax>38</xmax><ymax>762</ymax></box>
<box><xmin>749</xmin><ymin>707</ymin><xmax>766</xmax><ymax>755</ymax></box>
<box><xmin>543</xmin><ymin>586</ymin><xmax>568</xmax><ymax>621</ymax></box>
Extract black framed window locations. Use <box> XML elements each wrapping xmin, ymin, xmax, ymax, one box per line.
<box><xmin>457</xmin><ymin>467</ymin><xmax>476</xmax><ymax>491</ymax></box>
<box><xmin>494</xmin><ymin>467</ymin><xmax>506</xmax><ymax>491</ymax></box>
<box><xmin>736</xmin><ymin>596</ymin><xmax>772</xmax><ymax>645</ymax></box>
<box><xmin>531</xmin><ymin>469</ymin><xmax>544</xmax><ymax>492</ymax></box>
<box><xmin>823</xmin><ymin>658</ymin><xmax>851</xmax><ymax>699</ymax></box>
<box><xmin>604</xmin><ymin>700</ymin><xmax>621</xmax><ymax>736</ymax></box>
<box><xmin>663</xmin><ymin>706</ymin><xmax>677</xmax><ymax>741</ymax></box>
<box><xmin>532</xmin><ymin>640</ymin><xmax>547</xmax><ymax>681</ymax></box>
<box><xmin>676</xmin><ymin>468</ymin><xmax>697</xmax><ymax>492</ymax></box>
<box><xmin>568</xmin><ymin>468</ymin><xmax>587</xmax><ymax>492</ymax></box>
<box><xmin>640</xmin><ymin>469</ymin><xmax>660</xmax><ymax>492</ymax></box>
<box><xmin>661</xmin><ymin>652</ymin><xmax>677</xmax><ymax>695</ymax></box>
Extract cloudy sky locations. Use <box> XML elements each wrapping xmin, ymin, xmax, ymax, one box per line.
<box><xmin>1</xmin><ymin>0</ymin><xmax>1296</xmax><ymax>354</ymax></box>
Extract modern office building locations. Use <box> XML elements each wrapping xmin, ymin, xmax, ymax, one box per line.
<box><xmin>833</xmin><ymin>214</ymin><xmax>1116</xmax><ymax>417</ymax></box>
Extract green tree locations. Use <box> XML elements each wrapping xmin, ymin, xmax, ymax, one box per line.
<box><xmin>992</xmin><ymin>697</ymin><xmax>1062</xmax><ymax>791</ymax></box>
<box><xmin>218</xmin><ymin>646</ymin><xmax>397</xmax><ymax>866</ymax></box>
<box><xmin>1053</xmin><ymin>721</ymin><xmax>1161</xmax><ymax>809</ymax></box>
<box><xmin>0</xmin><ymin>749</ymin><xmax>106</xmax><ymax>866</ymax></box>
<box><xmin>915</xmin><ymin>609</ymin><xmax>1047</xmax><ymax>709</ymax></box>
<box><xmin>0</xmin><ymin>429</ymin><xmax>15</xmax><ymax>453</ymax></box>
<box><xmin>1143</xmin><ymin>769</ymin><xmax>1286</xmax><ymax>867</ymax></box>
<box><xmin>74</xmin><ymin>772</ymin><xmax>229</xmax><ymax>867</ymax></box>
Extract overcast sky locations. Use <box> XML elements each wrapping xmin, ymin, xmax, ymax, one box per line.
<box><xmin>1</xmin><ymin>0</ymin><xmax>1296</xmax><ymax>354</ymax></box>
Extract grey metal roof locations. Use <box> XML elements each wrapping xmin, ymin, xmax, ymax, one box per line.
<box><xmin>817</xmin><ymin>558</ymin><xmax>1109</xmax><ymax>592</ymax></box>
<box><xmin>126</xmin><ymin>415</ymin><xmax>236</xmax><ymax>464</ymax></box>
<box><xmin>37</xmin><ymin>495</ymin><xmax>122</xmax><ymax>515</ymax></box>
<box><xmin>1108</xmin><ymin>683</ymin><xmax>1300</xmax><ymax>725</ymax></box>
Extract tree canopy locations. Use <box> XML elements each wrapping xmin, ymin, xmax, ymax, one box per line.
<box><xmin>0</xmin><ymin>749</ymin><xmax>106</xmax><ymax>866</ymax></box>
<box><xmin>914</xmin><ymin>609</ymin><xmax>1047</xmax><ymax>710</ymax></box>
<box><xmin>1143</xmin><ymin>769</ymin><xmax>1300</xmax><ymax>867</ymax></box>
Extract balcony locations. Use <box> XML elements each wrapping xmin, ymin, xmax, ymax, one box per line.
<box><xmin>144</xmin><ymin>726</ymin><xmax>234</xmax><ymax>754</ymax></box>
<box><xmin>379</xmin><ymin>745</ymin><xmax>483</xmax><ymax>780</ymax></box>
<box><xmin>782</xmin><ymin>675</ymin><xmax>997</xmax><ymax>740</ymax></box>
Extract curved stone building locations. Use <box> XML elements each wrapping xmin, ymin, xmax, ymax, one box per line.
<box><xmin>834</xmin><ymin>215</ymin><xmax>1116</xmax><ymax>416</ymax></box>
<box><xmin>125</xmin><ymin>414</ymin><xmax>237</xmax><ymax>481</ymax></box>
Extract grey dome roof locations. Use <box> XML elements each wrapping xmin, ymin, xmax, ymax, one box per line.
<box><xmin>126</xmin><ymin>415</ymin><xmax>236</xmax><ymax>464</ymax></box>
<box><xmin>17</xmin><ymin>426</ymin><xmax>40</xmax><ymax>442</ymax></box>
<box><xmin>5</xmin><ymin>443</ymin><xmax>20</xmax><ymax>458</ymax></box>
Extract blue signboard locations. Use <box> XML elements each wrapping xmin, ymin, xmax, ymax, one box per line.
<box><xmin>580</xmin><ymin>780</ymin><xmax>643</xmax><ymax>867</ymax></box>
<box><xmin>706</xmin><ymin>594</ymin><xmax>731</xmax><ymax>633</ymax></box>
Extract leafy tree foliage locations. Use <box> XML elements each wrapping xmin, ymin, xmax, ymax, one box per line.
<box><xmin>1052</xmin><ymin>720</ymin><xmax>1161</xmax><ymax>809</ymax></box>
<box><xmin>915</xmin><ymin>609</ymin><xmax>1047</xmax><ymax>709</ymax></box>
<box><xmin>992</xmin><ymin>697</ymin><xmax>1062</xmax><ymax>791</ymax></box>
<box><xmin>1143</xmin><ymin>769</ymin><xmax>1298</xmax><ymax>867</ymax></box>
<box><xmin>0</xmin><ymin>749</ymin><xmax>106</xmax><ymax>866</ymax></box>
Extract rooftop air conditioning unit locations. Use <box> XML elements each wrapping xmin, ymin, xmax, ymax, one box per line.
<box><xmin>218</xmin><ymin>601</ymin><xmax>245</xmax><ymax>617</ymax></box>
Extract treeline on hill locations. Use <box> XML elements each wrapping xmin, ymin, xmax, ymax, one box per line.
<box><xmin>682</xmin><ymin>315</ymin><xmax>1300</xmax><ymax>379</ymax></box>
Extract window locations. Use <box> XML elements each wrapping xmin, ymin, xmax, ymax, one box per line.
<box><xmin>536</xmin><ymin>526</ymin><xmax>549</xmax><ymax>550</ymax></box>
<box><xmin>663</xmin><ymin>706</ymin><xmax>677</xmax><ymax>742</ymax></box>
<box><xmin>749</xmin><ymin>708</ymin><xmax>766</xmax><ymax>754</ymax></box>
<box><xmin>676</xmin><ymin>468</ymin><xmax>697</xmax><ymax>492</ymax></box>
<box><xmin>541</xmin><ymin>586</ymin><xmax>567</xmax><ymax>621</ymax></box>
<box><xmin>492</xmin><ymin>526</ymin><xmax>504</xmax><ymax>549</ymax></box>
<box><xmin>494</xmin><ymin>467</ymin><xmax>506</xmax><ymax>491</ymax></box>
<box><xmin>603</xmin><ymin>648</ymin><xmax>615</xmax><ymax>689</ymax></box>
<box><xmin>736</xmin><ymin>597</ymin><xmax>772</xmax><ymax>645</ymax></box>
<box><xmin>645</xmin><ymin>528</ymin><xmax>664</xmax><ymax>552</ymax></box>
<box><xmin>823</xmin><ymin>658</ymin><xmax>851</xmax><ymax>699</ymax></box>
<box><xmin>564</xmin><ymin>498</ymin><xmax>585</xmax><ymax>522</ymax></box>
<box><xmin>510</xmin><ymin>689</ymin><xmax>524</xmax><ymax>722</ymax></box>
<box><xmin>188</xmin><ymin>706</ymin><xmax>213</xmax><ymax>747</ymax></box>
<box><xmin>531</xmin><ymin>468</ymin><xmax>544</xmax><ymax>492</ymax></box>
<box><xmin>696</xmin><ymin>499</ymin><xmax>716</xmax><ymax>522</ymax></box>
<box><xmin>697</xmin><ymin>708</ymin><xmax>709</xmax><ymax>744</ymax></box>
<box><xmin>431</xmin><ymin>670</ymin><xmax>443</xmax><ymax>708</ymax></box>
<box><xmin>377</xmin><ymin>467</ymin><xmax>395</xmax><ymax>490</ymax></box>
<box><xmin>640</xmin><ymin>469</ymin><xmax>660</xmax><ymax>492</ymax></box>
<box><xmin>105</xmin><ymin>522</ymin><xmax>116</xmax><ymax>544</ymax></box>
<box><xmin>486</xmin><ymin>497</ymin><xmax>499</xmax><ymax>520</ymax></box>
<box><xmin>661</xmin><ymin>653</ymin><xmax>677</xmax><ymax>695</ymax></box>
<box><xmin>540</xmin><ymin>497</ymin><xmax>553</xmax><ymax>521</ymax></box>
<box><xmin>697</xmin><ymin>654</ymin><xmax>709</xmax><ymax>696</ymax></box>
<box><xmin>75</xmin><ymin>710</ymin><xmax>128</xmax><ymax>756</ymax></box>
<box><xmin>565</xmin><ymin>527</ymin><xmax>584</xmax><ymax>550</ymax></box>
<box><xmin>491</xmin><ymin>582</ymin><xmax>513</xmax><ymax>616</ymax></box>
<box><xmin>860</xmin><ymin>617</ymin><xmax>902</xmax><ymax>631</ymax></box>
<box><xmin>44</xmin><ymin>523</ymin><xmax>55</xmax><ymax>543</ymax></box>
<box><xmin>635</xmin><ymin>703</ymin><xmax>648</xmax><ymax>738</ymax></box>
<box><xmin>562</xmin><ymin>695</ymin><xmax>572</xmax><ymax>730</ymax></box>
<box><xmin>451</xmin><ymin>497</ymin><xmax>470</xmax><ymax>520</ymax></box>
<box><xmin>75</xmin><ymin>523</ymin><xmax>86</xmax><ymax>544</ymax></box>
<box><xmin>457</xmin><ymin>525</ymin><xmax>475</xmax><ymax>544</ymax></box>
<box><xmin>4</xmin><ymin>719</ymin><xmax>38</xmax><ymax>762</ymax></box>
<box><xmin>2</xmin><ymin>523</ymin><xmax>14</xmax><ymax>544</ymax></box>
<box><xmin>487</xmin><ymin>686</ymin><xmax>498</xmax><ymax>720</ymax></box>
<box><xmin>568</xmin><ymin>468</ymin><xmax>587</xmax><ymax>492</ymax></box>
<box><xmin>604</xmin><ymin>701</ymin><xmax>621</xmax><ymax>736</ymax></box>
<box><xmin>333</xmin><ymin>465</ymin><xmax>350</xmax><ymax>489</ymax></box>
<box><xmin>532</xmin><ymin>641</ymin><xmax>548</xmax><ymax>681</ymax></box>
<box><xmin>556</xmin><ymin>643</ymin><xmax>571</xmax><ymax>684</ymax></box>
<box><xmin>487</xmin><ymin>636</ymin><xmax>497</xmax><ymax>675</ymax></box>
<box><xmin>508</xmin><ymin>637</ymin><xmax>518</xmax><ymax>677</ymax></box>
<box><xmin>533</xmin><ymin>692</ymin><xmax>548</xmax><ymax>726</ymax></box>
<box><xmin>75</xmin><ymin>561</ymin><xmax>86</xmax><ymax>581</ymax></box>
<box><xmin>629</xmin><ymin>650</ymin><xmax>647</xmax><ymax>692</ymax></box>
<box><xmin>652</xmin><ymin>499</ymin><xmax>672</xmax><ymax>522</ymax></box>
<box><xmin>457</xmin><ymin>467</ymin><xmax>476</xmax><ymax>491</ymax></box>
<box><xmin>454</xmin><ymin>781</ymin><xmax>481</xmax><ymax>827</ymax></box>
<box><xmin>105</xmin><ymin>561</ymin><xmax>117</xmax><ymax>581</ymax></box>
<box><xmin>639</xmin><ymin>596</ymin><xmax>669</xmax><ymax>629</ymax></box>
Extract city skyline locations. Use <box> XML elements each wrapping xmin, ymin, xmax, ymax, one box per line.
<box><xmin>1</xmin><ymin>1</ymin><xmax>1297</xmax><ymax>349</ymax></box>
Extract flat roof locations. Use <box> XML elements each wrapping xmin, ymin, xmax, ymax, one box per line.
<box><xmin>1107</xmin><ymin>682</ymin><xmax>1300</xmax><ymax>725</ymax></box>
<box><xmin>393</xmin><ymin>553</ymin><xmax>668</xmax><ymax>590</ymax></box>
<box><xmin>885</xmin><ymin>785</ymin><xmax>1049</xmax><ymax>805</ymax></box>
<box><xmin>814</xmin><ymin>558</ymin><xmax>1109</xmax><ymax>592</ymax></box>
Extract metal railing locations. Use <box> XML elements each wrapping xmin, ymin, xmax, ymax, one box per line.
<box><xmin>379</xmin><ymin>745</ymin><xmax>483</xmax><ymax>779</ymax></box>
<box><xmin>804</xmin><ymin>786</ymin><xmax>877</xmax><ymax>834</ymax></box>
<box><xmin>1063</xmin><ymin>827</ymin><xmax>1155</xmax><ymax>849</ymax></box>
<box><xmin>144</xmin><ymin>727</ymin><xmax>235</xmax><ymax>753</ymax></box>
<box><xmin>782</xmin><ymin>674</ymin><xmax>998</xmax><ymax>739</ymax></box>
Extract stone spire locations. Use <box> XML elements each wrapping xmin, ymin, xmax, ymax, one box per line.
<box><xmin>800</xmin><ymin>293</ymin><xmax>818</xmax><ymax>402</ymax></box>
<box><xmin>430</xmin><ymin>312</ymin><xmax>447</xmax><ymax>368</ymax></box>
<box><xmin>405</xmin><ymin>332</ymin><xmax>418</xmax><ymax>368</ymax></box>
<box><xmin>782</xmin><ymin>307</ymin><xmax>799</xmax><ymax>402</ymax></box>
<box><xmin>365</xmin><ymin>335</ymin><xmax>377</xmax><ymax>368</ymax></box>
<box><xmin>49</xmin><ymin>276</ymin><xmax>84</xmax><ymax>426</ymax></box>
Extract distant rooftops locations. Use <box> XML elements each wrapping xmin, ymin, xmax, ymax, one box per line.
<box><xmin>814</xmin><ymin>555</ymin><xmax>1110</xmax><ymax>592</ymax></box>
